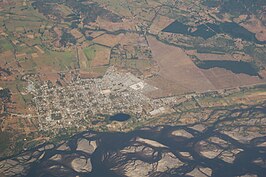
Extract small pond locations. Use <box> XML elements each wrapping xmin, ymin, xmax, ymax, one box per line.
<box><xmin>109</xmin><ymin>113</ymin><xmax>131</xmax><ymax>122</ymax></box>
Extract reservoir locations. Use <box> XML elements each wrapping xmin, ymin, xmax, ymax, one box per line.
<box><xmin>162</xmin><ymin>21</ymin><xmax>266</xmax><ymax>44</ymax></box>
<box><xmin>196</xmin><ymin>60</ymin><xmax>259</xmax><ymax>76</ymax></box>
<box><xmin>162</xmin><ymin>21</ymin><xmax>218</xmax><ymax>39</ymax></box>
<box><xmin>109</xmin><ymin>113</ymin><xmax>131</xmax><ymax>122</ymax></box>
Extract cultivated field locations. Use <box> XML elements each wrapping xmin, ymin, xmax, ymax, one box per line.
<box><xmin>146</xmin><ymin>36</ymin><xmax>266</xmax><ymax>97</ymax></box>
<box><xmin>146</xmin><ymin>36</ymin><xmax>216</xmax><ymax>96</ymax></box>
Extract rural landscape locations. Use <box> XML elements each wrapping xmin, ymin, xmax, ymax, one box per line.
<box><xmin>0</xmin><ymin>0</ymin><xmax>266</xmax><ymax>176</ymax></box>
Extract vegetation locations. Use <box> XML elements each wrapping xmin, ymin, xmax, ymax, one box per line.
<box><xmin>83</xmin><ymin>46</ymin><xmax>96</xmax><ymax>61</ymax></box>
<box><xmin>0</xmin><ymin>39</ymin><xmax>13</xmax><ymax>52</ymax></box>
<box><xmin>0</xmin><ymin>0</ymin><xmax>265</xmax><ymax>161</ymax></box>
<box><xmin>60</xmin><ymin>30</ymin><xmax>77</xmax><ymax>47</ymax></box>
<box><xmin>0</xmin><ymin>88</ymin><xmax>11</xmax><ymax>102</ymax></box>
<box><xmin>0</xmin><ymin>132</ymin><xmax>11</xmax><ymax>153</ymax></box>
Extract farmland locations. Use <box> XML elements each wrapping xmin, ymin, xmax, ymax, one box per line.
<box><xmin>0</xmin><ymin>0</ymin><xmax>265</xmax><ymax>161</ymax></box>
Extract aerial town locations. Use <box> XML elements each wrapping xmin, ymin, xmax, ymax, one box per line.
<box><xmin>31</xmin><ymin>67</ymin><xmax>170</xmax><ymax>131</ymax></box>
<box><xmin>0</xmin><ymin>0</ymin><xmax>266</xmax><ymax>176</ymax></box>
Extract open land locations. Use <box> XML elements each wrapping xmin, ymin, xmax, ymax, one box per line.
<box><xmin>0</xmin><ymin>0</ymin><xmax>265</xmax><ymax>167</ymax></box>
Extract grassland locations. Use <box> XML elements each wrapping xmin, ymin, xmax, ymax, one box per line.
<box><xmin>79</xmin><ymin>45</ymin><xmax>96</xmax><ymax>72</ymax></box>
<box><xmin>80</xmin><ymin>44</ymin><xmax>110</xmax><ymax>75</ymax></box>
<box><xmin>91</xmin><ymin>45</ymin><xmax>110</xmax><ymax>67</ymax></box>
<box><xmin>55</xmin><ymin>4</ymin><xmax>73</xmax><ymax>16</ymax></box>
<box><xmin>83</xmin><ymin>46</ymin><xmax>96</xmax><ymax>62</ymax></box>
<box><xmin>0</xmin><ymin>132</ymin><xmax>11</xmax><ymax>154</ymax></box>
<box><xmin>0</xmin><ymin>38</ymin><xmax>13</xmax><ymax>52</ymax></box>
<box><xmin>94</xmin><ymin>0</ymin><xmax>132</xmax><ymax>17</ymax></box>
<box><xmin>0</xmin><ymin>79</ymin><xmax>33</xmax><ymax>113</ymax></box>
<box><xmin>34</xmin><ymin>50</ymin><xmax>76</xmax><ymax>72</ymax></box>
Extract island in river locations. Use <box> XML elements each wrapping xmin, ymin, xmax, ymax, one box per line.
<box><xmin>0</xmin><ymin>103</ymin><xmax>265</xmax><ymax>177</ymax></box>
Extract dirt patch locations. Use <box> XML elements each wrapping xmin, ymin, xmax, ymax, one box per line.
<box><xmin>70</xmin><ymin>29</ymin><xmax>83</xmax><ymax>39</ymax></box>
<box><xmin>79</xmin><ymin>70</ymin><xmax>105</xmax><ymax>79</ymax></box>
<box><xmin>34</xmin><ymin>45</ymin><xmax>45</xmax><ymax>54</ymax></box>
<box><xmin>93</xmin><ymin>33</ymin><xmax>124</xmax><ymax>47</ymax></box>
<box><xmin>91</xmin><ymin>46</ymin><xmax>110</xmax><ymax>67</ymax></box>
<box><xmin>93</xmin><ymin>32</ymin><xmax>147</xmax><ymax>48</ymax></box>
<box><xmin>240</xmin><ymin>15</ymin><xmax>266</xmax><ymax>42</ymax></box>
<box><xmin>95</xmin><ymin>17</ymin><xmax>136</xmax><ymax>32</ymax></box>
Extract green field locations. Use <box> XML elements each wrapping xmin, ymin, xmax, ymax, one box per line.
<box><xmin>34</xmin><ymin>50</ymin><xmax>76</xmax><ymax>71</ymax></box>
<box><xmin>0</xmin><ymin>132</ymin><xmax>11</xmax><ymax>153</ymax></box>
<box><xmin>83</xmin><ymin>45</ymin><xmax>96</xmax><ymax>61</ymax></box>
<box><xmin>0</xmin><ymin>38</ymin><xmax>13</xmax><ymax>52</ymax></box>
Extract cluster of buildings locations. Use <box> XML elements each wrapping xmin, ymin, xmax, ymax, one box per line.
<box><xmin>29</xmin><ymin>66</ymin><xmax>251</xmax><ymax>131</ymax></box>
<box><xmin>32</xmin><ymin>67</ymin><xmax>175</xmax><ymax>130</ymax></box>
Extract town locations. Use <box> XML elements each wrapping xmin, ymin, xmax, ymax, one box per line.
<box><xmin>32</xmin><ymin>67</ymin><xmax>173</xmax><ymax>131</ymax></box>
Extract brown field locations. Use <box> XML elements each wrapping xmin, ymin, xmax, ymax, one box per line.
<box><xmin>53</xmin><ymin>27</ymin><xmax>62</xmax><ymax>37</ymax></box>
<box><xmin>93</xmin><ymin>32</ymin><xmax>147</xmax><ymax>48</ymax></box>
<box><xmin>185</xmin><ymin>50</ymin><xmax>253</xmax><ymax>62</ymax></box>
<box><xmin>121</xmin><ymin>33</ymin><xmax>147</xmax><ymax>45</ymax></box>
<box><xmin>88</xmin><ymin>31</ymin><xmax>106</xmax><ymax>39</ymax></box>
<box><xmin>93</xmin><ymin>0</ymin><xmax>132</xmax><ymax>17</ymax></box>
<box><xmin>93</xmin><ymin>33</ymin><xmax>124</xmax><ymax>47</ymax></box>
<box><xmin>34</xmin><ymin>45</ymin><xmax>45</xmax><ymax>54</ymax></box>
<box><xmin>200</xmin><ymin>65</ymin><xmax>266</xmax><ymax>90</ymax></box>
<box><xmin>52</xmin><ymin>27</ymin><xmax>62</xmax><ymax>48</ymax></box>
<box><xmin>146</xmin><ymin>36</ymin><xmax>266</xmax><ymax>97</ymax></box>
<box><xmin>149</xmin><ymin>15</ymin><xmax>175</xmax><ymax>34</ymax></box>
<box><xmin>39</xmin><ymin>73</ymin><xmax>60</xmax><ymax>83</ymax></box>
<box><xmin>0</xmin><ymin>79</ymin><xmax>35</xmax><ymax>114</ymax></box>
<box><xmin>78</xmin><ymin>46</ymin><xmax>89</xmax><ymax>72</ymax></box>
<box><xmin>185</xmin><ymin>50</ymin><xmax>232</xmax><ymax>61</ymax></box>
<box><xmin>70</xmin><ymin>29</ymin><xmax>85</xmax><ymax>43</ymax></box>
<box><xmin>18</xmin><ymin>58</ymin><xmax>37</xmax><ymax>73</ymax></box>
<box><xmin>0</xmin><ymin>51</ymin><xmax>15</xmax><ymax>65</ymax></box>
<box><xmin>79</xmin><ymin>68</ymin><xmax>107</xmax><ymax>79</ymax></box>
<box><xmin>146</xmin><ymin>35</ymin><xmax>216</xmax><ymax>96</ymax></box>
<box><xmin>79</xmin><ymin>44</ymin><xmax>110</xmax><ymax>77</ymax></box>
<box><xmin>95</xmin><ymin>17</ymin><xmax>136</xmax><ymax>32</ymax></box>
<box><xmin>32</xmin><ymin>50</ymin><xmax>76</xmax><ymax>82</ymax></box>
<box><xmin>16</xmin><ymin>53</ymin><xmax>27</xmax><ymax>59</ymax></box>
<box><xmin>91</xmin><ymin>46</ymin><xmax>110</xmax><ymax>67</ymax></box>
<box><xmin>1</xmin><ymin>115</ymin><xmax>38</xmax><ymax>136</ymax></box>
<box><xmin>31</xmin><ymin>53</ymin><xmax>38</xmax><ymax>58</ymax></box>
<box><xmin>55</xmin><ymin>4</ymin><xmax>73</xmax><ymax>17</ymax></box>
<box><xmin>240</xmin><ymin>15</ymin><xmax>266</xmax><ymax>42</ymax></box>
